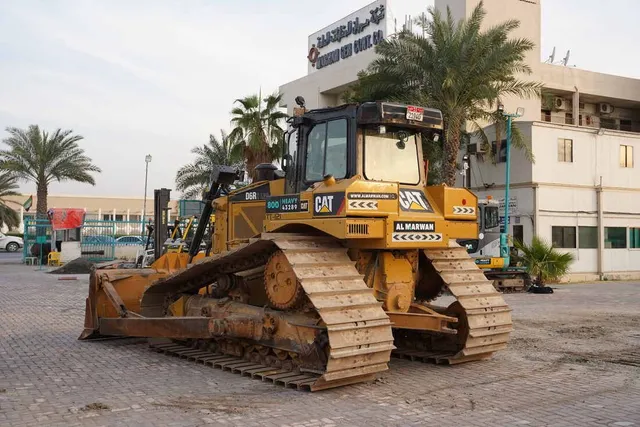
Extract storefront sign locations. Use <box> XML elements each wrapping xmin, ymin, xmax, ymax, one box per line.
<box><xmin>307</xmin><ymin>0</ymin><xmax>388</xmax><ymax>73</ymax></box>
<box><xmin>498</xmin><ymin>196</ymin><xmax>518</xmax><ymax>215</ymax></box>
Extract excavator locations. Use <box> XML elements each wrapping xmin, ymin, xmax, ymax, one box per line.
<box><xmin>458</xmin><ymin>197</ymin><xmax>532</xmax><ymax>292</ymax></box>
<box><xmin>79</xmin><ymin>98</ymin><xmax>513</xmax><ymax>391</ymax></box>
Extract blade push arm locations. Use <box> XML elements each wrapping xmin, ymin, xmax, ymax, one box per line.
<box><xmin>188</xmin><ymin>165</ymin><xmax>238</xmax><ymax>263</ymax></box>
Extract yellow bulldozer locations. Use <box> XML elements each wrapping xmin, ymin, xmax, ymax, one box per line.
<box><xmin>79</xmin><ymin>98</ymin><xmax>512</xmax><ymax>391</ymax></box>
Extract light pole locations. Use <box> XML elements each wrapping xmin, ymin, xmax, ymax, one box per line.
<box><xmin>142</xmin><ymin>154</ymin><xmax>152</xmax><ymax>230</ymax></box>
<box><xmin>497</xmin><ymin>104</ymin><xmax>524</xmax><ymax>269</ymax></box>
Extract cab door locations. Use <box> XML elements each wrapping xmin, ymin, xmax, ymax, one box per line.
<box><xmin>285</xmin><ymin>107</ymin><xmax>357</xmax><ymax>194</ymax></box>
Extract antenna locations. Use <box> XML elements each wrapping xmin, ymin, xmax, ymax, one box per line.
<box><xmin>545</xmin><ymin>47</ymin><xmax>556</xmax><ymax>64</ymax></box>
<box><xmin>562</xmin><ymin>50</ymin><xmax>571</xmax><ymax>66</ymax></box>
<box><xmin>402</xmin><ymin>14</ymin><xmax>412</xmax><ymax>33</ymax></box>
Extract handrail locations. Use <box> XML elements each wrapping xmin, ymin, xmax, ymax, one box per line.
<box><xmin>540</xmin><ymin>112</ymin><xmax>640</xmax><ymax>133</ymax></box>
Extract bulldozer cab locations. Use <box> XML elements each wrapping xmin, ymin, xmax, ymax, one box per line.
<box><xmin>281</xmin><ymin>100</ymin><xmax>443</xmax><ymax>194</ymax></box>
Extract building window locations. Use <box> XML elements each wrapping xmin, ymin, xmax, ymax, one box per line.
<box><xmin>552</xmin><ymin>226</ymin><xmax>576</xmax><ymax>248</ymax></box>
<box><xmin>620</xmin><ymin>145</ymin><xmax>633</xmax><ymax>168</ymax></box>
<box><xmin>630</xmin><ymin>228</ymin><xmax>640</xmax><ymax>249</ymax></box>
<box><xmin>115</xmin><ymin>214</ymin><xmax>124</xmax><ymax>221</ymax></box>
<box><xmin>564</xmin><ymin>112</ymin><xmax>573</xmax><ymax>125</ymax></box>
<box><xmin>513</xmin><ymin>225</ymin><xmax>524</xmax><ymax>245</ymax></box>
<box><xmin>491</xmin><ymin>139</ymin><xmax>507</xmax><ymax>163</ymax></box>
<box><xmin>605</xmin><ymin>227</ymin><xmax>627</xmax><ymax>248</ymax></box>
<box><xmin>578</xmin><ymin>226</ymin><xmax>598</xmax><ymax>249</ymax></box>
<box><xmin>541</xmin><ymin>110</ymin><xmax>551</xmax><ymax>122</ymax></box>
<box><xmin>557</xmin><ymin>138</ymin><xmax>573</xmax><ymax>162</ymax></box>
<box><xmin>601</xmin><ymin>117</ymin><xmax>617</xmax><ymax>130</ymax></box>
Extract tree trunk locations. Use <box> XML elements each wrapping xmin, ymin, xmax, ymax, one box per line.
<box><xmin>245</xmin><ymin>148</ymin><xmax>258</xmax><ymax>181</ymax></box>
<box><xmin>35</xmin><ymin>181</ymin><xmax>48</xmax><ymax>239</ymax></box>
<box><xmin>259</xmin><ymin>129</ymin><xmax>272</xmax><ymax>165</ymax></box>
<box><xmin>36</xmin><ymin>181</ymin><xmax>48</xmax><ymax>219</ymax></box>
<box><xmin>443</xmin><ymin>122</ymin><xmax>461</xmax><ymax>187</ymax></box>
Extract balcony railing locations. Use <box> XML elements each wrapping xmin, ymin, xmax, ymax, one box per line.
<box><xmin>540</xmin><ymin>113</ymin><xmax>640</xmax><ymax>133</ymax></box>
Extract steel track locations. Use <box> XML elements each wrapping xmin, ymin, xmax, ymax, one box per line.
<box><xmin>136</xmin><ymin>237</ymin><xmax>512</xmax><ymax>390</ymax></box>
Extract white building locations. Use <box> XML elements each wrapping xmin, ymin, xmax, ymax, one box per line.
<box><xmin>279</xmin><ymin>0</ymin><xmax>640</xmax><ymax>281</ymax></box>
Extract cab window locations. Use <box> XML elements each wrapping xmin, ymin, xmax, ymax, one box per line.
<box><xmin>484</xmin><ymin>206</ymin><xmax>500</xmax><ymax>230</ymax></box>
<box><xmin>305</xmin><ymin>119</ymin><xmax>347</xmax><ymax>182</ymax></box>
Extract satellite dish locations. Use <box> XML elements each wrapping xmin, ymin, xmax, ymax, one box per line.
<box><xmin>546</xmin><ymin>46</ymin><xmax>556</xmax><ymax>64</ymax></box>
<box><xmin>562</xmin><ymin>50</ymin><xmax>571</xmax><ymax>66</ymax></box>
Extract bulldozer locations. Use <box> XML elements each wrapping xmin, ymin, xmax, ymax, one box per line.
<box><xmin>79</xmin><ymin>98</ymin><xmax>513</xmax><ymax>391</ymax></box>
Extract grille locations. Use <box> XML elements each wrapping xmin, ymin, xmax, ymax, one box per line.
<box><xmin>348</xmin><ymin>223</ymin><xmax>369</xmax><ymax>235</ymax></box>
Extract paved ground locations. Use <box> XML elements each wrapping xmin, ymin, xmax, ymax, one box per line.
<box><xmin>0</xmin><ymin>251</ymin><xmax>22</xmax><ymax>263</ymax></box>
<box><xmin>1</xmin><ymin>261</ymin><xmax>639</xmax><ymax>427</ymax></box>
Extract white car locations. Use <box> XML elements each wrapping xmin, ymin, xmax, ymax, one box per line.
<box><xmin>116</xmin><ymin>236</ymin><xmax>146</xmax><ymax>245</ymax></box>
<box><xmin>0</xmin><ymin>232</ymin><xmax>24</xmax><ymax>252</ymax></box>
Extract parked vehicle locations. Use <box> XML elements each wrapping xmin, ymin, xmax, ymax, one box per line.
<box><xmin>0</xmin><ymin>233</ymin><xmax>24</xmax><ymax>252</ymax></box>
<box><xmin>83</xmin><ymin>235</ymin><xmax>117</xmax><ymax>245</ymax></box>
<box><xmin>116</xmin><ymin>236</ymin><xmax>145</xmax><ymax>245</ymax></box>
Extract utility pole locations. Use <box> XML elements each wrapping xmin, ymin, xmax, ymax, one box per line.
<box><xmin>497</xmin><ymin>105</ymin><xmax>524</xmax><ymax>270</ymax></box>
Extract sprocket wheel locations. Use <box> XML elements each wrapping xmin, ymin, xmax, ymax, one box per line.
<box><xmin>416</xmin><ymin>253</ymin><xmax>446</xmax><ymax>302</ymax></box>
<box><xmin>264</xmin><ymin>250</ymin><xmax>305</xmax><ymax>310</ymax></box>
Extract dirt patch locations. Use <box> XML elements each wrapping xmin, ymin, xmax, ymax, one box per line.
<box><xmin>506</xmin><ymin>336</ymin><xmax>544</xmax><ymax>350</ymax></box>
<box><xmin>555</xmin><ymin>325</ymin><xmax>608</xmax><ymax>339</ymax></box>
<box><xmin>557</xmin><ymin>354</ymin><xmax>591</xmax><ymax>364</ymax></box>
<box><xmin>81</xmin><ymin>402</ymin><xmax>110</xmax><ymax>411</ymax></box>
<box><xmin>48</xmin><ymin>258</ymin><xmax>94</xmax><ymax>275</ymax></box>
<box><xmin>151</xmin><ymin>393</ymin><xmax>282</xmax><ymax>414</ymax></box>
<box><xmin>0</xmin><ymin>388</ymin><xmax>6</xmax><ymax>393</ymax></box>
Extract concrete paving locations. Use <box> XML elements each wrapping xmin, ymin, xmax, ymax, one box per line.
<box><xmin>1</xmin><ymin>261</ymin><xmax>639</xmax><ymax>427</ymax></box>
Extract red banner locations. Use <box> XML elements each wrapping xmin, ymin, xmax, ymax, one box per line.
<box><xmin>47</xmin><ymin>208</ymin><xmax>86</xmax><ymax>230</ymax></box>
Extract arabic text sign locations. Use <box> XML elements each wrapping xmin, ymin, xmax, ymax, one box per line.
<box><xmin>307</xmin><ymin>0</ymin><xmax>388</xmax><ymax>73</ymax></box>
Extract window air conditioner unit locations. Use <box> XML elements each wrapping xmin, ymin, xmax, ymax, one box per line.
<box><xmin>598</xmin><ymin>103</ymin><xmax>614</xmax><ymax>114</ymax></box>
<box><xmin>554</xmin><ymin>97</ymin><xmax>567</xmax><ymax>110</ymax></box>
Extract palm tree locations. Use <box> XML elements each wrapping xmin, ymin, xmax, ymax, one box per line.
<box><xmin>0</xmin><ymin>125</ymin><xmax>101</xmax><ymax>217</ymax></box>
<box><xmin>514</xmin><ymin>236</ymin><xmax>574</xmax><ymax>286</ymax></box>
<box><xmin>229</xmin><ymin>91</ymin><xmax>288</xmax><ymax>180</ymax></box>
<box><xmin>345</xmin><ymin>1</ymin><xmax>541</xmax><ymax>185</ymax></box>
<box><xmin>175</xmin><ymin>130</ymin><xmax>243</xmax><ymax>199</ymax></box>
<box><xmin>471</xmin><ymin>109</ymin><xmax>534</xmax><ymax>164</ymax></box>
<box><xmin>0</xmin><ymin>171</ymin><xmax>20</xmax><ymax>230</ymax></box>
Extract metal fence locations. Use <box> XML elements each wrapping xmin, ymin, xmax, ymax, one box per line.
<box><xmin>23</xmin><ymin>218</ymin><xmax>147</xmax><ymax>263</ymax></box>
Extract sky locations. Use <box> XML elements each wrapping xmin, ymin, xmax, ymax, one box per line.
<box><xmin>1</xmin><ymin>0</ymin><xmax>638</xmax><ymax>198</ymax></box>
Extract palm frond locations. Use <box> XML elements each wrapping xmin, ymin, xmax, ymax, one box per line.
<box><xmin>229</xmin><ymin>92</ymin><xmax>289</xmax><ymax>179</ymax></box>
<box><xmin>347</xmin><ymin>1</ymin><xmax>539</xmax><ymax>185</ymax></box>
<box><xmin>174</xmin><ymin>129</ymin><xmax>245</xmax><ymax>199</ymax></box>
<box><xmin>0</xmin><ymin>125</ymin><xmax>100</xmax><ymax>214</ymax></box>
<box><xmin>0</xmin><ymin>171</ymin><xmax>21</xmax><ymax>229</ymax></box>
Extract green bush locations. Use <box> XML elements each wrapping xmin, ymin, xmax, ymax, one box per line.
<box><xmin>514</xmin><ymin>236</ymin><xmax>575</xmax><ymax>285</ymax></box>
